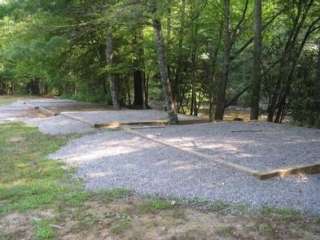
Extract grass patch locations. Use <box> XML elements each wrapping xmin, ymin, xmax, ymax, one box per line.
<box><xmin>260</xmin><ymin>207</ymin><xmax>302</xmax><ymax>222</ymax></box>
<box><xmin>208</xmin><ymin>200</ymin><xmax>231</xmax><ymax>212</ymax></box>
<box><xmin>110</xmin><ymin>214</ymin><xmax>132</xmax><ymax>235</ymax></box>
<box><xmin>138</xmin><ymin>198</ymin><xmax>174</xmax><ymax>214</ymax></box>
<box><xmin>257</xmin><ymin>223</ymin><xmax>275</xmax><ymax>236</ymax></box>
<box><xmin>33</xmin><ymin>219</ymin><xmax>55</xmax><ymax>240</ymax></box>
<box><xmin>215</xmin><ymin>226</ymin><xmax>236</xmax><ymax>237</ymax></box>
<box><xmin>0</xmin><ymin>123</ymin><xmax>85</xmax><ymax>215</ymax></box>
<box><xmin>93</xmin><ymin>188</ymin><xmax>131</xmax><ymax>203</ymax></box>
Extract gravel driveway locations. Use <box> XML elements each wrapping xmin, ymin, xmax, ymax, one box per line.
<box><xmin>51</xmin><ymin>123</ymin><xmax>320</xmax><ymax>214</ymax></box>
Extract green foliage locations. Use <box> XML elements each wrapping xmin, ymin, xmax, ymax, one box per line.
<box><xmin>0</xmin><ymin>0</ymin><xmax>319</xmax><ymax>123</ymax></box>
<box><xmin>290</xmin><ymin>52</ymin><xmax>320</xmax><ymax>128</ymax></box>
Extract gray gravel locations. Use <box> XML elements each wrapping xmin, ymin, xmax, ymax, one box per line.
<box><xmin>51</xmin><ymin>123</ymin><xmax>320</xmax><ymax>215</ymax></box>
<box><xmin>23</xmin><ymin>115</ymin><xmax>94</xmax><ymax>135</ymax></box>
<box><xmin>136</xmin><ymin>122</ymin><xmax>320</xmax><ymax>171</ymax></box>
<box><xmin>0</xmin><ymin>101</ymin><xmax>34</xmax><ymax>123</ymax></box>
<box><xmin>23</xmin><ymin>98</ymin><xmax>198</xmax><ymax>124</ymax></box>
<box><xmin>0</xmin><ymin>98</ymin><xmax>198</xmax><ymax>135</ymax></box>
<box><xmin>24</xmin><ymin>99</ymin><xmax>111</xmax><ymax>112</ymax></box>
<box><xmin>0</xmin><ymin>99</ymin><xmax>95</xmax><ymax>135</ymax></box>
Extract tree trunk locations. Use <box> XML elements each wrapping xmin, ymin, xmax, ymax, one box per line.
<box><xmin>27</xmin><ymin>78</ymin><xmax>40</xmax><ymax>95</ymax></box>
<box><xmin>190</xmin><ymin>18</ymin><xmax>199</xmax><ymax>116</ymax></box>
<box><xmin>106</xmin><ymin>31</ymin><xmax>120</xmax><ymax>109</ymax></box>
<box><xmin>0</xmin><ymin>78</ymin><xmax>6</xmax><ymax>95</ymax></box>
<box><xmin>127</xmin><ymin>81</ymin><xmax>132</xmax><ymax>106</ymax></box>
<box><xmin>215</xmin><ymin>0</ymin><xmax>231</xmax><ymax>121</ymax></box>
<box><xmin>144</xmin><ymin>73</ymin><xmax>150</xmax><ymax>108</ymax></box>
<box><xmin>173</xmin><ymin>0</ymin><xmax>186</xmax><ymax>103</ymax></box>
<box><xmin>316</xmin><ymin>40</ymin><xmax>320</xmax><ymax>106</ymax></box>
<box><xmin>250</xmin><ymin>0</ymin><xmax>262</xmax><ymax>120</ymax></box>
<box><xmin>133</xmin><ymin>28</ymin><xmax>146</xmax><ymax>108</ymax></box>
<box><xmin>267</xmin><ymin>0</ymin><xmax>316</xmax><ymax>122</ymax></box>
<box><xmin>152</xmin><ymin>16</ymin><xmax>178</xmax><ymax>123</ymax></box>
<box><xmin>133</xmin><ymin>70</ymin><xmax>144</xmax><ymax>107</ymax></box>
<box><xmin>208</xmin><ymin>23</ymin><xmax>223</xmax><ymax>121</ymax></box>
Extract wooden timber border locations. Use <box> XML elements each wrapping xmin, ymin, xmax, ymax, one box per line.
<box><xmin>256</xmin><ymin>163</ymin><xmax>320</xmax><ymax>180</ymax></box>
<box><xmin>24</xmin><ymin>102</ymin><xmax>59</xmax><ymax>117</ymax></box>
<box><xmin>34</xmin><ymin>106</ymin><xmax>59</xmax><ymax>117</ymax></box>
<box><xmin>94</xmin><ymin>119</ymin><xmax>210</xmax><ymax>129</ymax></box>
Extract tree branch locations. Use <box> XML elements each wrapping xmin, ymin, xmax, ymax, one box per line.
<box><xmin>231</xmin><ymin>8</ymin><xmax>285</xmax><ymax>61</ymax></box>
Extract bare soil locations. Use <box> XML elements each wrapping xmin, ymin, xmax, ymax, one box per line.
<box><xmin>1</xmin><ymin>196</ymin><xmax>319</xmax><ymax>240</ymax></box>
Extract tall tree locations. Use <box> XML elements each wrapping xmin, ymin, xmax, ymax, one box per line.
<box><xmin>151</xmin><ymin>2</ymin><xmax>178</xmax><ymax>123</ymax></box>
<box><xmin>316</xmin><ymin>40</ymin><xmax>320</xmax><ymax>104</ymax></box>
<box><xmin>173</xmin><ymin>0</ymin><xmax>186</xmax><ymax>111</ymax></box>
<box><xmin>133</xmin><ymin>27</ymin><xmax>146</xmax><ymax>108</ymax></box>
<box><xmin>250</xmin><ymin>0</ymin><xmax>262</xmax><ymax>120</ymax></box>
<box><xmin>267</xmin><ymin>0</ymin><xmax>319</xmax><ymax>122</ymax></box>
<box><xmin>215</xmin><ymin>0</ymin><xmax>231</xmax><ymax>120</ymax></box>
<box><xmin>106</xmin><ymin>30</ymin><xmax>120</xmax><ymax>109</ymax></box>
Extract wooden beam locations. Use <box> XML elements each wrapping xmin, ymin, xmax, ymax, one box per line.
<box><xmin>24</xmin><ymin>101</ymin><xmax>59</xmax><ymax>117</ymax></box>
<box><xmin>34</xmin><ymin>106</ymin><xmax>59</xmax><ymax>117</ymax></box>
<box><xmin>94</xmin><ymin>119</ymin><xmax>209</xmax><ymax>129</ymax></box>
<box><xmin>256</xmin><ymin>163</ymin><xmax>320</xmax><ymax>180</ymax></box>
<box><xmin>94</xmin><ymin>120</ymin><xmax>169</xmax><ymax>129</ymax></box>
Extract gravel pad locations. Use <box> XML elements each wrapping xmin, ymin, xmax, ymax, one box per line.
<box><xmin>136</xmin><ymin>122</ymin><xmax>320</xmax><ymax>172</ymax></box>
<box><xmin>23</xmin><ymin>116</ymin><xmax>94</xmax><ymax>135</ymax></box>
<box><xmin>0</xmin><ymin>99</ymin><xmax>95</xmax><ymax>135</ymax></box>
<box><xmin>50</xmin><ymin>128</ymin><xmax>320</xmax><ymax>214</ymax></box>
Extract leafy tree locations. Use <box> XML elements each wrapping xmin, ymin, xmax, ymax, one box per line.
<box><xmin>0</xmin><ymin>0</ymin><xmax>319</xmax><ymax>125</ymax></box>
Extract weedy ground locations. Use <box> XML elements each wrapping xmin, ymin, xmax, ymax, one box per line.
<box><xmin>0</xmin><ymin>123</ymin><xmax>319</xmax><ymax>240</ymax></box>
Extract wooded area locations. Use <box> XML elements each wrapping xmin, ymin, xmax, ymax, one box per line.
<box><xmin>0</xmin><ymin>0</ymin><xmax>319</xmax><ymax>126</ymax></box>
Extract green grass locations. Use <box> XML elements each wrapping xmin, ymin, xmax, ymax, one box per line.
<box><xmin>110</xmin><ymin>214</ymin><xmax>132</xmax><ymax>235</ymax></box>
<box><xmin>33</xmin><ymin>219</ymin><xmax>55</xmax><ymax>240</ymax></box>
<box><xmin>0</xmin><ymin>123</ymin><xmax>85</xmax><ymax>214</ymax></box>
<box><xmin>138</xmin><ymin>198</ymin><xmax>174</xmax><ymax>214</ymax></box>
<box><xmin>94</xmin><ymin>188</ymin><xmax>131</xmax><ymax>203</ymax></box>
<box><xmin>260</xmin><ymin>207</ymin><xmax>302</xmax><ymax>222</ymax></box>
<box><xmin>208</xmin><ymin>200</ymin><xmax>231</xmax><ymax>212</ymax></box>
